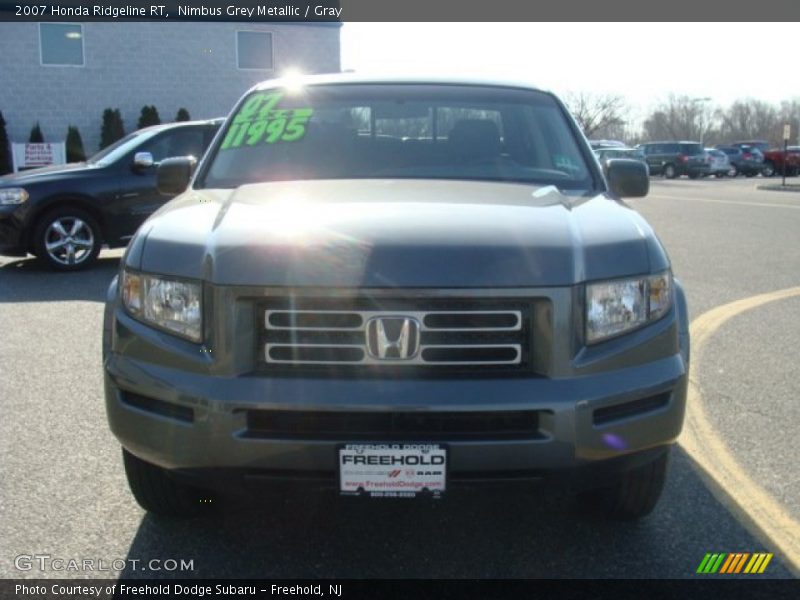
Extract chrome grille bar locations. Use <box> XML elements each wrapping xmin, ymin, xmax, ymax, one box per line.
<box><xmin>264</xmin><ymin>308</ymin><xmax>524</xmax><ymax>366</ymax></box>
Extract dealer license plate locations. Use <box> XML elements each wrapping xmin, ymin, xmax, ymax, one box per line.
<box><xmin>339</xmin><ymin>443</ymin><xmax>447</xmax><ymax>498</ymax></box>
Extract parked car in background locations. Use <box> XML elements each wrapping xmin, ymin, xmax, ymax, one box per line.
<box><xmin>731</xmin><ymin>141</ymin><xmax>800</xmax><ymax>177</ymax></box>
<box><xmin>589</xmin><ymin>139</ymin><xmax>627</xmax><ymax>150</ymax></box>
<box><xmin>716</xmin><ymin>145</ymin><xmax>764</xmax><ymax>177</ymax></box>
<box><xmin>705</xmin><ymin>148</ymin><xmax>730</xmax><ymax>178</ymax></box>
<box><xmin>638</xmin><ymin>141</ymin><xmax>710</xmax><ymax>179</ymax></box>
<box><xmin>0</xmin><ymin>119</ymin><xmax>222</xmax><ymax>270</ymax></box>
<box><xmin>594</xmin><ymin>146</ymin><xmax>649</xmax><ymax>175</ymax></box>
<box><xmin>104</xmin><ymin>75</ymin><xmax>689</xmax><ymax>521</ymax></box>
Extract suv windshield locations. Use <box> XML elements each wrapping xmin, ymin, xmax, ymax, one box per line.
<box><xmin>199</xmin><ymin>84</ymin><xmax>594</xmax><ymax>190</ymax></box>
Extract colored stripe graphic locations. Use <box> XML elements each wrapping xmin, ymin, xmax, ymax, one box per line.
<box><xmin>700</xmin><ymin>553</ymin><xmax>774</xmax><ymax>575</ymax></box>
<box><xmin>758</xmin><ymin>554</ymin><xmax>773</xmax><ymax>573</ymax></box>
<box><xmin>734</xmin><ymin>553</ymin><xmax>750</xmax><ymax>573</ymax></box>
<box><xmin>744</xmin><ymin>554</ymin><xmax>760</xmax><ymax>573</ymax></box>
<box><xmin>696</xmin><ymin>553</ymin><xmax>713</xmax><ymax>573</ymax></box>
<box><xmin>719</xmin><ymin>554</ymin><xmax>735</xmax><ymax>574</ymax></box>
<box><xmin>697</xmin><ymin>553</ymin><xmax>727</xmax><ymax>573</ymax></box>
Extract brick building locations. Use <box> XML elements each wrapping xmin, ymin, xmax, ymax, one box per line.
<box><xmin>0</xmin><ymin>21</ymin><xmax>341</xmax><ymax>153</ymax></box>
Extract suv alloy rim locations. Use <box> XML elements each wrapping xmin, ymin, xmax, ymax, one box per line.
<box><xmin>44</xmin><ymin>217</ymin><xmax>95</xmax><ymax>266</ymax></box>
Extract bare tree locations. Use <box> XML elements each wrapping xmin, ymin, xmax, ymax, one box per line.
<box><xmin>717</xmin><ymin>99</ymin><xmax>778</xmax><ymax>144</ymax></box>
<box><xmin>564</xmin><ymin>92</ymin><xmax>627</xmax><ymax>139</ymax></box>
<box><xmin>778</xmin><ymin>99</ymin><xmax>800</xmax><ymax>145</ymax></box>
<box><xmin>641</xmin><ymin>95</ymin><xmax>715</xmax><ymax>142</ymax></box>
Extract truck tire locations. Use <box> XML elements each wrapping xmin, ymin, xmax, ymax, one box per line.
<box><xmin>579</xmin><ymin>449</ymin><xmax>670</xmax><ymax>520</ymax></box>
<box><xmin>663</xmin><ymin>164</ymin><xmax>677</xmax><ymax>179</ymax></box>
<box><xmin>123</xmin><ymin>449</ymin><xmax>213</xmax><ymax>517</ymax></box>
<box><xmin>762</xmin><ymin>161</ymin><xmax>775</xmax><ymax>177</ymax></box>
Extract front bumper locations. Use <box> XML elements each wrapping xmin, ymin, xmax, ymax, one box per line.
<box><xmin>105</xmin><ymin>353</ymin><xmax>686</xmax><ymax>481</ymax></box>
<box><xmin>104</xmin><ymin>276</ymin><xmax>690</xmax><ymax>490</ymax></box>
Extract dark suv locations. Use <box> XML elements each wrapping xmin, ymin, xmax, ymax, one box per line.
<box><xmin>104</xmin><ymin>76</ymin><xmax>689</xmax><ymax>521</ymax></box>
<box><xmin>0</xmin><ymin>119</ymin><xmax>221</xmax><ymax>270</ymax></box>
<box><xmin>638</xmin><ymin>141</ymin><xmax>710</xmax><ymax>179</ymax></box>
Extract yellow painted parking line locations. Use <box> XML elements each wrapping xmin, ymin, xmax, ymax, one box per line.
<box><xmin>649</xmin><ymin>193</ymin><xmax>800</xmax><ymax>210</ymax></box>
<box><xmin>681</xmin><ymin>286</ymin><xmax>800</xmax><ymax>575</ymax></box>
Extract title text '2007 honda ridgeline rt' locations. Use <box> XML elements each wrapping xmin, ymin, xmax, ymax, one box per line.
<box><xmin>103</xmin><ymin>75</ymin><xmax>690</xmax><ymax>519</ymax></box>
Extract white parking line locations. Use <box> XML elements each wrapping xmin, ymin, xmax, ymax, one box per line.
<box><xmin>649</xmin><ymin>194</ymin><xmax>800</xmax><ymax>210</ymax></box>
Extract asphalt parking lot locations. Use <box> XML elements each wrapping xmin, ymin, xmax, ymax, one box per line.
<box><xmin>0</xmin><ymin>176</ymin><xmax>798</xmax><ymax>579</ymax></box>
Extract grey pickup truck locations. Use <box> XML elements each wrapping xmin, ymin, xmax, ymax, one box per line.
<box><xmin>103</xmin><ymin>75</ymin><xmax>690</xmax><ymax>520</ymax></box>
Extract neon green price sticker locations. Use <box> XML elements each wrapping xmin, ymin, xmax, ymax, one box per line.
<box><xmin>221</xmin><ymin>92</ymin><xmax>314</xmax><ymax>150</ymax></box>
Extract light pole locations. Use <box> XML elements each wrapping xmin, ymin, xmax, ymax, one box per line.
<box><xmin>692</xmin><ymin>97</ymin><xmax>712</xmax><ymax>145</ymax></box>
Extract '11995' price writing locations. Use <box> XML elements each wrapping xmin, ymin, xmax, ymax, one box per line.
<box><xmin>221</xmin><ymin>92</ymin><xmax>313</xmax><ymax>149</ymax></box>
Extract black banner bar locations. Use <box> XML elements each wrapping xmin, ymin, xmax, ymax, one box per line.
<box><xmin>2</xmin><ymin>0</ymin><xmax>800</xmax><ymax>21</ymax></box>
<box><xmin>0</xmin><ymin>1</ymin><xmax>342</xmax><ymax>22</ymax></box>
<box><xmin>1</xmin><ymin>579</ymin><xmax>799</xmax><ymax>600</ymax></box>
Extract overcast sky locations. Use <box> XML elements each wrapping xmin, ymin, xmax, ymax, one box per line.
<box><xmin>341</xmin><ymin>23</ymin><xmax>796</xmax><ymax>121</ymax></box>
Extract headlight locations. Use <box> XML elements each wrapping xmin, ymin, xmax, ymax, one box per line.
<box><xmin>121</xmin><ymin>270</ymin><xmax>202</xmax><ymax>342</ymax></box>
<box><xmin>0</xmin><ymin>188</ymin><xmax>29</xmax><ymax>205</ymax></box>
<box><xmin>586</xmin><ymin>271</ymin><xmax>672</xmax><ymax>344</ymax></box>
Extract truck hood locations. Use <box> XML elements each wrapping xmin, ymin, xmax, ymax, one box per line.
<box><xmin>129</xmin><ymin>179</ymin><xmax>668</xmax><ymax>287</ymax></box>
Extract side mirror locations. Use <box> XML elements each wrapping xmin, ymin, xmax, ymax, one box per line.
<box><xmin>156</xmin><ymin>156</ymin><xmax>197</xmax><ymax>196</ymax></box>
<box><xmin>132</xmin><ymin>152</ymin><xmax>155</xmax><ymax>171</ymax></box>
<box><xmin>605</xmin><ymin>158</ymin><xmax>649</xmax><ymax>198</ymax></box>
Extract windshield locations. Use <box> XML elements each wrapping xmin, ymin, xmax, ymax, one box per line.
<box><xmin>88</xmin><ymin>130</ymin><xmax>154</xmax><ymax>166</ymax></box>
<box><xmin>199</xmin><ymin>84</ymin><xmax>595</xmax><ymax>190</ymax></box>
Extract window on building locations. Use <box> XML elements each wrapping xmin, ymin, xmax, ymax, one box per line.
<box><xmin>236</xmin><ymin>31</ymin><xmax>273</xmax><ymax>70</ymax></box>
<box><xmin>40</xmin><ymin>23</ymin><xmax>84</xmax><ymax>66</ymax></box>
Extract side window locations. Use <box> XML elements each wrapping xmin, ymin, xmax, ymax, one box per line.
<box><xmin>666</xmin><ymin>143</ymin><xmax>679</xmax><ymax>154</ymax></box>
<box><xmin>142</xmin><ymin>129</ymin><xmax>206</xmax><ymax>162</ymax></box>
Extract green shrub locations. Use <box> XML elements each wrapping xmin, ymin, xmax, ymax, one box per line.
<box><xmin>29</xmin><ymin>122</ymin><xmax>44</xmax><ymax>143</ymax></box>
<box><xmin>137</xmin><ymin>105</ymin><xmax>161</xmax><ymax>129</ymax></box>
<box><xmin>0</xmin><ymin>111</ymin><xmax>11</xmax><ymax>175</ymax></box>
<box><xmin>100</xmin><ymin>108</ymin><xmax>126</xmax><ymax>149</ymax></box>
<box><xmin>66</xmin><ymin>125</ymin><xmax>86</xmax><ymax>162</ymax></box>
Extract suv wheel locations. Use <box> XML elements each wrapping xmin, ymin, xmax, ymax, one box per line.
<box><xmin>762</xmin><ymin>161</ymin><xmax>775</xmax><ymax>177</ymax></box>
<box><xmin>728</xmin><ymin>165</ymin><xmax>738</xmax><ymax>177</ymax></box>
<box><xmin>123</xmin><ymin>449</ymin><xmax>213</xmax><ymax>516</ymax></box>
<box><xmin>33</xmin><ymin>207</ymin><xmax>101</xmax><ymax>271</ymax></box>
<box><xmin>663</xmin><ymin>164</ymin><xmax>677</xmax><ymax>179</ymax></box>
<box><xmin>579</xmin><ymin>449</ymin><xmax>670</xmax><ymax>520</ymax></box>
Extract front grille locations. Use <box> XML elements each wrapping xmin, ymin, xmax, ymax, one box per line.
<box><xmin>244</xmin><ymin>409</ymin><xmax>542</xmax><ymax>441</ymax></box>
<box><xmin>260</xmin><ymin>296</ymin><xmax>531</xmax><ymax>370</ymax></box>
